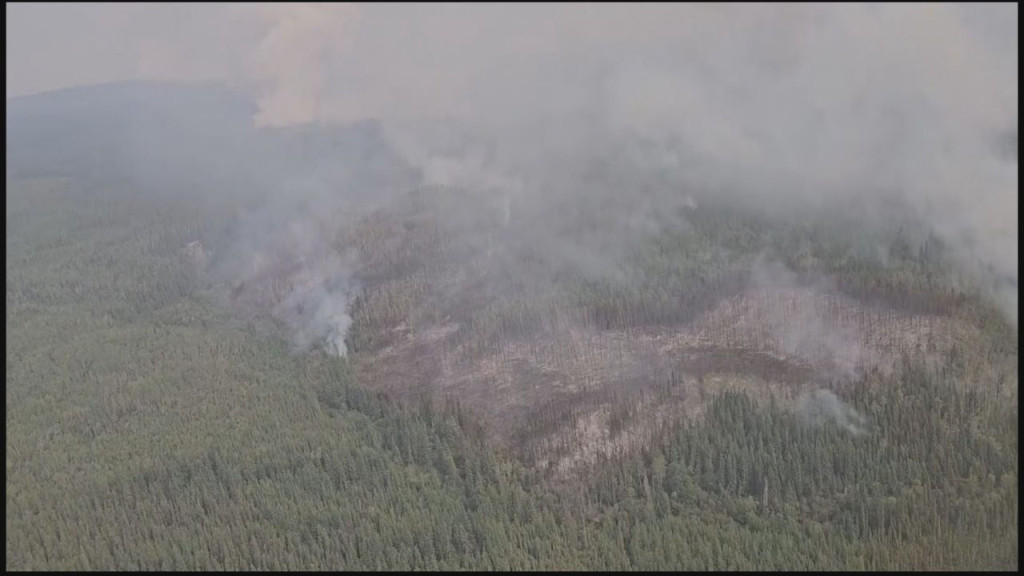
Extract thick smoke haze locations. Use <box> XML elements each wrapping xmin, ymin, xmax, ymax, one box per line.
<box><xmin>7</xmin><ymin>3</ymin><xmax>1018</xmax><ymax>333</ymax></box>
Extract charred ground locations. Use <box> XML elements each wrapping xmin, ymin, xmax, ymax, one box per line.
<box><xmin>217</xmin><ymin>183</ymin><xmax>1016</xmax><ymax>476</ymax></box>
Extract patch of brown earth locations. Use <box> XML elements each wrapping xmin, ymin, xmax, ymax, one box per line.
<box><xmin>353</xmin><ymin>285</ymin><xmax>958</xmax><ymax>473</ymax></box>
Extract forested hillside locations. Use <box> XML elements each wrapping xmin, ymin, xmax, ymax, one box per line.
<box><xmin>6</xmin><ymin>166</ymin><xmax>1017</xmax><ymax>570</ymax></box>
<box><xmin>7</xmin><ymin>1</ymin><xmax>1020</xmax><ymax>569</ymax></box>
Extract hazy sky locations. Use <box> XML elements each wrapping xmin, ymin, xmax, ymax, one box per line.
<box><xmin>6</xmin><ymin>3</ymin><xmax>145</xmax><ymax>97</ymax></box>
<box><xmin>7</xmin><ymin>3</ymin><xmax>1017</xmax><ymax>106</ymax></box>
<box><xmin>6</xmin><ymin>3</ymin><xmax>255</xmax><ymax>98</ymax></box>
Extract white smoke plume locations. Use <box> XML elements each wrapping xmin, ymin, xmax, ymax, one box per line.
<box><xmin>797</xmin><ymin>389</ymin><xmax>869</xmax><ymax>436</ymax></box>
<box><xmin>209</xmin><ymin>190</ymin><xmax>365</xmax><ymax>356</ymax></box>
<box><xmin>747</xmin><ymin>258</ymin><xmax>873</xmax><ymax>381</ymax></box>
<box><xmin>273</xmin><ymin>255</ymin><xmax>355</xmax><ymax>356</ymax></box>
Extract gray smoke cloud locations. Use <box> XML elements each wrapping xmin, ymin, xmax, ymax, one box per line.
<box><xmin>7</xmin><ymin>3</ymin><xmax>1018</xmax><ymax>329</ymax></box>
<box><xmin>234</xmin><ymin>4</ymin><xmax>1022</xmax><ymax>323</ymax></box>
<box><xmin>797</xmin><ymin>389</ymin><xmax>868</xmax><ymax>436</ymax></box>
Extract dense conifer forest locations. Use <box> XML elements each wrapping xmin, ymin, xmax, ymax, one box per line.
<box><xmin>6</xmin><ymin>171</ymin><xmax>1017</xmax><ymax>570</ymax></box>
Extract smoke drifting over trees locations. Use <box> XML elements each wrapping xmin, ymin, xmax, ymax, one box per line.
<box><xmin>5</xmin><ymin>4</ymin><xmax>1017</xmax><ymax>376</ymax></box>
<box><xmin>8</xmin><ymin>3</ymin><xmax>1018</xmax><ymax>336</ymax></box>
<box><xmin>239</xmin><ymin>3</ymin><xmax>1019</xmax><ymax>326</ymax></box>
<box><xmin>798</xmin><ymin>389</ymin><xmax>869</xmax><ymax>436</ymax></box>
<box><xmin>6</xmin><ymin>5</ymin><xmax>1019</xmax><ymax>571</ymax></box>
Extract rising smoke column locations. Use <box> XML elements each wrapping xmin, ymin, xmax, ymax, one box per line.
<box><xmin>797</xmin><ymin>389</ymin><xmax>869</xmax><ymax>436</ymax></box>
<box><xmin>272</xmin><ymin>254</ymin><xmax>356</xmax><ymax>356</ymax></box>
